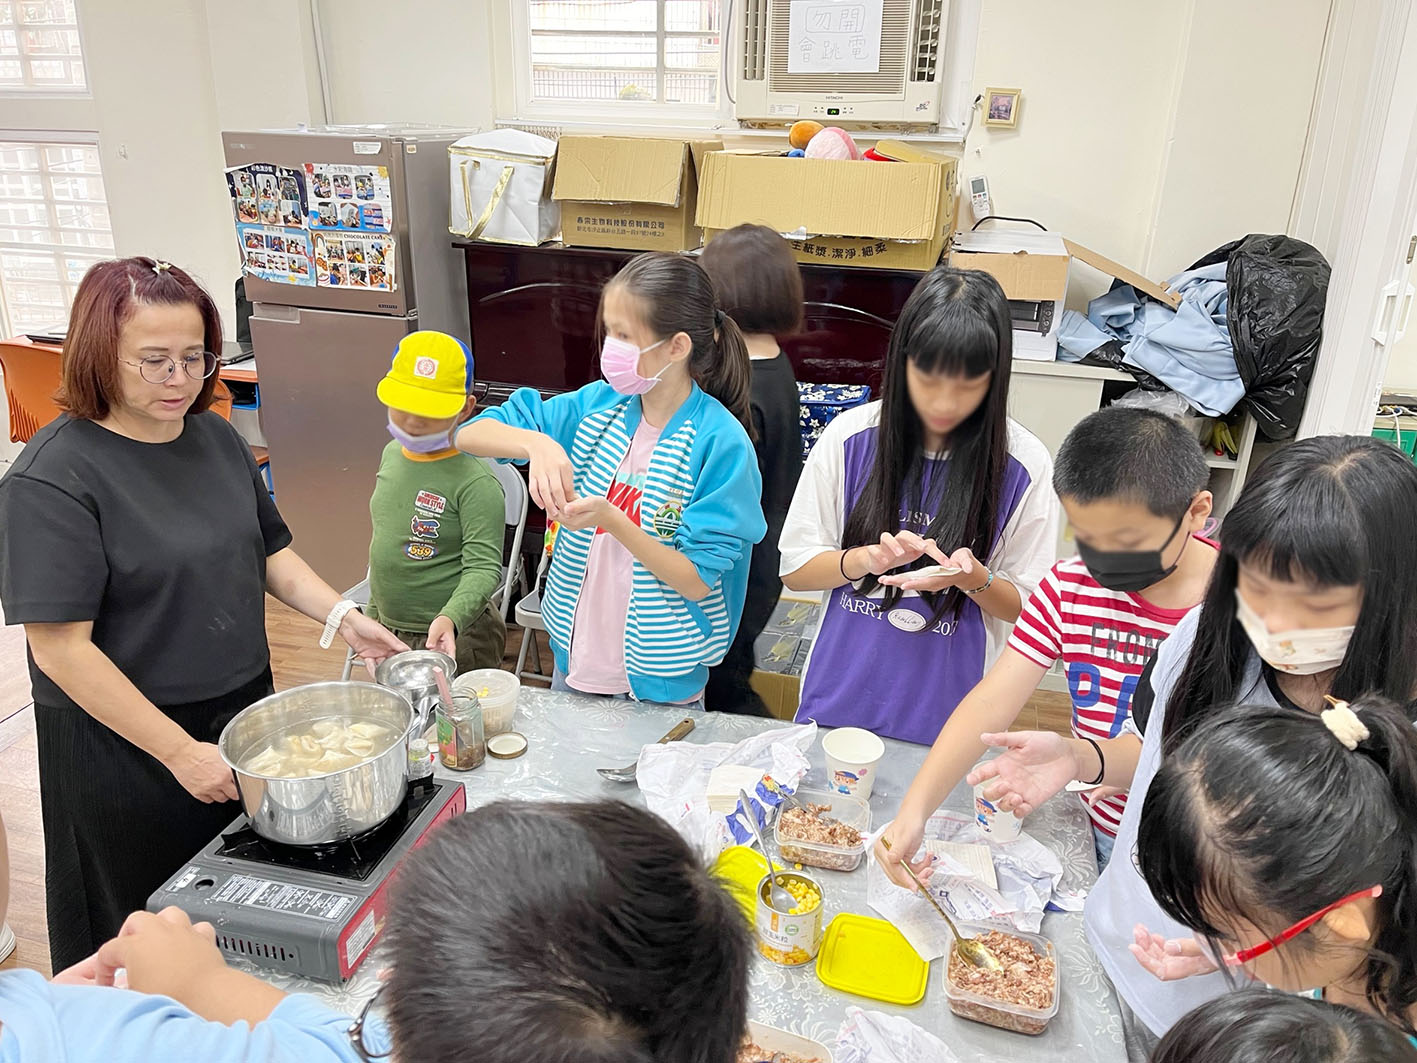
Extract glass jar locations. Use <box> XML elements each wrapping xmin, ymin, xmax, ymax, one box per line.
<box><xmin>436</xmin><ymin>694</ymin><xmax>486</xmax><ymax>771</ymax></box>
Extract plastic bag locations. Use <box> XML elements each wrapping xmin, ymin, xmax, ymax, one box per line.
<box><xmin>1110</xmin><ymin>388</ymin><xmax>1193</xmax><ymax>419</ymax></box>
<box><xmin>1189</xmin><ymin>234</ymin><xmax>1331</xmax><ymax>441</ymax></box>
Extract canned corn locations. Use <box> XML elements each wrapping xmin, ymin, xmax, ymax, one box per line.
<box><xmin>753</xmin><ymin>871</ymin><xmax>824</xmax><ymax>967</ymax></box>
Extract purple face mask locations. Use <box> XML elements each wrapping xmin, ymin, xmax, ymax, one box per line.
<box><xmin>388</xmin><ymin>417</ymin><xmax>451</xmax><ymax>453</ymax></box>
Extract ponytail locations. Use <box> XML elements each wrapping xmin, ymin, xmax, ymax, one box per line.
<box><xmin>602</xmin><ymin>253</ymin><xmax>756</xmax><ymax>437</ymax></box>
<box><xmin>1137</xmin><ymin>696</ymin><xmax>1417</xmax><ymax>1034</ymax></box>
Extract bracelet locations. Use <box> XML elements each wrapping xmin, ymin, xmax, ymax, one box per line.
<box><xmin>1079</xmin><ymin>735</ymin><xmax>1106</xmax><ymax>786</ymax></box>
<box><xmin>839</xmin><ymin>547</ymin><xmax>857</xmax><ymax>583</ymax></box>
<box><xmin>320</xmin><ymin>599</ymin><xmax>361</xmax><ymax>649</ymax></box>
<box><xmin>963</xmin><ymin>567</ymin><xmax>995</xmax><ymax>595</ymax></box>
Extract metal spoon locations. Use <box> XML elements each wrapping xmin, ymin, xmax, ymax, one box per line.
<box><xmin>739</xmin><ymin>788</ymin><xmax>795</xmax><ymax>913</ymax></box>
<box><xmin>596</xmin><ymin>718</ymin><xmax>696</xmax><ymax>783</ymax></box>
<box><xmin>882</xmin><ymin>837</ymin><xmax>1002</xmax><ymax>972</ymax></box>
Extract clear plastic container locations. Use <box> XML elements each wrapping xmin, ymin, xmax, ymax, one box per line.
<box><xmin>942</xmin><ymin>923</ymin><xmax>1059</xmax><ymax>1036</ymax></box>
<box><xmin>774</xmin><ymin>789</ymin><xmax>871</xmax><ymax>872</ymax></box>
<box><xmin>451</xmin><ymin>669</ymin><xmax>520</xmax><ymax>736</ymax></box>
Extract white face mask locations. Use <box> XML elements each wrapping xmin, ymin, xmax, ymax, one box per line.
<box><xmin>1234</xmin><ymin>589</ymin><xmax>1355</xmax><ymax>676</ymax></box>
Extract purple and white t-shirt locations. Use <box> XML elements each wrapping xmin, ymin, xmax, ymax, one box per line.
<box><xmin>779</xmin><ymin>402</ymin><xmax>1059</xmax><ymax>746</ymax></box>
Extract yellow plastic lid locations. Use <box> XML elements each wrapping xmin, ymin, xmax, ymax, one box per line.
<box><xmin>711</xmin><ymin>845</ymin><xmax>782</xmax><ymax>921</ymax></box>
<box><xmin>815</xmin><ymin>913</ymin><xmax>929</xmax><ymax>1006</ymax></box>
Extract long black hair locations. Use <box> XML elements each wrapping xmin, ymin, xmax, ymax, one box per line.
<box><xmin>1138</xmin><ymin>698</ymin><xmax>1417</xmax><ymax>1035</ymax></box>
<box><xmin>1164</xmin><ymin>436</ymin><xmax>1417</xmax><ymax>749</ymax></box>
<box><xmin>841</xmin><ymin>267</ymin><xmax>1012</xmax><ymax>622</ymax></box>
<box><xmin>386</xmin><ymin>800</ymin><xmax>750</xmax><ymax>1063</ymax></box>
<box><xmin>604</xmin><ymin>252</ymin><xmax>754</xmax><ymax>436</ymax></box>
<box><xmin>1153</xmin><ymin>988</ymin><xmax>1417</xmax><ymax>1063</ymax></box>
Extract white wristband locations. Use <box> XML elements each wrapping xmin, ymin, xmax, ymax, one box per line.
<box><xmin>320</xmin><ymin>599</ymin><xmax>360</xmax><ymax>649</ymax></box>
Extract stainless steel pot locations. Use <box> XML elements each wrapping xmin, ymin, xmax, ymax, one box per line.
<box><xmin>375</xmin><ymin>649</ymin><xmax>456</xmax><ymax>734</ymax></box>
<box><xmin>220</xmin><ymin>682</ymin><xmax>413</xmax><ymax>846</ymax></box>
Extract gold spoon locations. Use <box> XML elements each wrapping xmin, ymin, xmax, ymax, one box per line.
<box><xmin>882</xmin><ymin>837</ymin><xmax>1002</xmax><ymax>972</ymax></box>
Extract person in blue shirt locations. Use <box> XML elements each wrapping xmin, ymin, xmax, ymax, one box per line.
<box><xmin>0</xmin><ymin>800</ymin><xmax>751</xmax><ymax>1063</ymax></box>
<box><xmin>456</xmin><ymin>252</ymin><xmax>766</xmax><ymax>706</ymax></box>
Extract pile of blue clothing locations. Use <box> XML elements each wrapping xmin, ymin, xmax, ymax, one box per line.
<box><xmin>1057</xmin><ymin>262</ymin><xmax>1242</xmax><ymax>417</ymax></box>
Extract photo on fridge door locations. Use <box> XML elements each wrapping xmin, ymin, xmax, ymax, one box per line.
<box><xmin>313</xmin><ymin>233</ymin><xmax>396</xmax><ymax>290</ymax></box>
<box><xmin>304</xmin><ymin>162</ymin><xmax>393</xmax><ymax>233</ymax></box>
<box><xmin>235</xmin><ymin>224</ymin><xmax>315</xmax><ymax>287</ymax></box>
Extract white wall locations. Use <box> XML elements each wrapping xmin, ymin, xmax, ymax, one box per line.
<box><xmin>965</xmin><ymin>0</ymin><xmax>1330</xmax><ymax>307</ymax></box>
<box><xmin>1384</xmin><ymin>255</ymin><xmax>1417</xmax><ymax>391</ymax></box>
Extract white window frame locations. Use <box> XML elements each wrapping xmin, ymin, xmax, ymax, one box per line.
<box><xmin>0</xmin><ymin>0</ymin><xmax>91</xmax><ymax>98</ymax></box>
<box><xmin>500</xmin><ymin>0</ymin><xmax>735</xmax><ymax>128</ymax></box>
<box><xmin>0</xmin><ymin>128</ymin><xmax>113</xmax><ymax>337</ymax></box>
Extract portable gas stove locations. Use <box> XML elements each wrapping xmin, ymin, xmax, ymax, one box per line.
<box><xmin>149</xmin><ymin>777</ymin><xmax>465</xmax><ymax>982</ymax></box>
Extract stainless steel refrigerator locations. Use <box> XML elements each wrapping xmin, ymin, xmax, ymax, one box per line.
<box><xmin>222</xmin><ymin>125</ymin><xmax>472</xmax><ymax>591</ymax></box>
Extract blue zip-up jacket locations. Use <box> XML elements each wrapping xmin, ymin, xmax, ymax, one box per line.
<box><xmin>478</xmin><ymin>382</ymin><xmax>766</xmax><ymax>703</ymax></box>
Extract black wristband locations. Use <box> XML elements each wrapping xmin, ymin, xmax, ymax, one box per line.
<box><xmin>839</xmin><ymin>548</ymin><xmax>855</xmax><ymax>583</ymax></box>
<box><xmin>1079</xmin><ymin>735</ymin><xmax>1105</xmax><ymax>786</ymax></box>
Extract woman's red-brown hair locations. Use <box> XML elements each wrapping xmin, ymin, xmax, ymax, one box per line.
<box><xmin>59</xmin><ymin>256</ymin><xmax>224</xmax><ymax>420</ymax></box>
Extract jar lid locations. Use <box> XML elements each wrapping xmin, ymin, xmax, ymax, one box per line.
<box><xmin>487</xmin><ymin>731</ymin><xmax>528</xmax><ymax>759</ymax></box>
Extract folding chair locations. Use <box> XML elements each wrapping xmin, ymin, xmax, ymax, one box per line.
<box><xmin>513</xmin><ymin>547</ymin><xmax>553</xmax><ymax>684</ymax></box>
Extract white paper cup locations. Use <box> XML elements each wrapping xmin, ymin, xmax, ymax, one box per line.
<box><xmin>973</xmin><ymin>778</ymin><xmax>1023</xmax><ymax>842</ymax></box>
<box><xmin>821</xmin><ymin>727</ymin><xmax>886</xmax><ymax>799</ymax></box>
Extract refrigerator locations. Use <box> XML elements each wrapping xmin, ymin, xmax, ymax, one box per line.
<box><xmin>222</xmin><ymin>125</ymin><xmax>473</xmax><ymax>591</ymax></box>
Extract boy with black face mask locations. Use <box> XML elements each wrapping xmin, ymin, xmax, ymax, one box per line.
<box><xmin>877</xmin><ymin>406</ymin><xmax>1215</xmax><ymax>873</ymax></box>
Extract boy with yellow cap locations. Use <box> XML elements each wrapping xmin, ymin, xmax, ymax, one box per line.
<box><xmin>368</xmin><ymin>331</ymin><xmax>506</xmax><ymax>671</ymax></box>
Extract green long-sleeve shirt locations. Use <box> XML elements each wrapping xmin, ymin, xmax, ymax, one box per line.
<box><xmin>366</xmin><ymin>442</ymin><xmax>504</xmax><ymax>634</ymax></box>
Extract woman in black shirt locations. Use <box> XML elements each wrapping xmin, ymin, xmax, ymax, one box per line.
<box><xmin>0</xmin><ymin>258</ymin><xmax>406</xmax><ymax>969</ymax></box>
<box><xmin>701</xmin><ymin>226</ymin><xmax>805</xmax><ymax>716</ymax></box>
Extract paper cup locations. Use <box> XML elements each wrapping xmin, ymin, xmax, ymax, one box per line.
<box><xmin>972</xmin><ymin>778</ymin><xmax>1022</xmax><ymax>842</ymax></box>
<box><xmin>821</xmin><ymin>726</ymin><xmax>886</xmax><ymax>799</ymax></box>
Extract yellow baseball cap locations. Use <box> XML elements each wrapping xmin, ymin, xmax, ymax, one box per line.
<box><xmin>376</xmin><ymin>331</ymin><xmax>474</xmax><ymax>419</ymax></box>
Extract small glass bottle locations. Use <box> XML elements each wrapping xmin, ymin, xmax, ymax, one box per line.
<box><xmin>437</xmin><ymin>693</ymin><xmax>486</xmax><ymax>771</ymax></box>
<box><xmin>408</xmin><ymin>737</ymin><xmax>433</xmax><ymax>780</ymax></box>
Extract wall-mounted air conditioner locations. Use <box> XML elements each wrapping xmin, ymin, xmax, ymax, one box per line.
<box><xmin>733</xmin><ymin>0</ymin><xmax>949</xmax><ymax>131</ymax></box>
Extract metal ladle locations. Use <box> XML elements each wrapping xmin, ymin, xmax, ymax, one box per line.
<box><xmin>882</xmin><ymin>837</ymin><xmax>1002</xmax><ymax>972</ymax></box>
<box><xmin>739</xmin><ymin>788</ymin><xmax>795</xmax><ymax>913</ymax></box>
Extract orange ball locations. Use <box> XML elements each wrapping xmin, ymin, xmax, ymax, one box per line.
<box><xmin>789</xmin><ymin>120</ymin><xmax>824</xmax><ymax>150</ymax></box>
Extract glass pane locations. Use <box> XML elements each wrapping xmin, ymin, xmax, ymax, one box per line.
<box><xmin>532</xmin><ymin>62</ymin><xmax>658</xmax><ymax>101</ymax></box>
<box><xmin>664</xmin><ymin>0</ymin><xmax>717</xmax><ymax>32</ymax></box>
<box><xmin>665</xmin><ymin>33</ymin><xmax>720</xmax><ymax>70</ymax></box>
<box><xmin>0</xmin><ymin>59</ymin><xmax>20</xmax><ymax>83</ymax></box>
<box><xmin>4</xmin><ymin>0</ymin><xmax>85</xmax><ymax>89</ymax></box>
<box><xmin>531</xmin><ymin>32</ymin><xmax>655</xmax><ymax>69</ymax></box>
<box><xmin>664</xmin><ymin>70</ymin><xmax>717</xmax><ymax>105</ymax></box>
<box><xmin>529</xmin><ymin>0</ymin><xmax>657</xmax><ymax>34</ymax></box>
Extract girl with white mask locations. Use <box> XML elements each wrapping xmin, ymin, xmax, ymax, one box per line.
<box><xmin>976</xmin><ymin>436</ymin><xmax>1417</xmax><ymax>1060</ymax></box>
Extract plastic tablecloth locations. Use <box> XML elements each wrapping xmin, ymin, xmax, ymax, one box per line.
<box><xmin>233</xmin><ymin>688</ymin><xmax>1126</xmax><ymax>1061</ymax></box>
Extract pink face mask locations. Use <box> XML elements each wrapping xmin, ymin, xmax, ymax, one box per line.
<box><xmin>600</xmin><ymin>336</ymin><xmax>667</xmax><ymax>395</ymax></box>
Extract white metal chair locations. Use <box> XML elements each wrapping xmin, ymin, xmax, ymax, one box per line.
<box><xmin>340</xmin><ymin>459</ymin><xmax>529</xmax><ymax>679</ymax></box>
<box><xmin>513</xmin><ymin>547</ymin><xmax>552</xmax><ymax>684</ymax></box>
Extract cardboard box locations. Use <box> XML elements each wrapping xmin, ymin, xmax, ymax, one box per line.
<box><xmin>696</xmin><ymin>148</ymin><xmax>958</xmax><ymax>271</ymax></box>
<box><xmin>747</xmin><ymin>595</ymin><xmax>822</xmax><ymax>720</ymax></box>
<box><xmin>950</xmin><ymin>229</ymin><xmax>1071</xmax><ymax>361</ymax></box>
<box><xmin>553</xmin><ymin>135</ymin><xmax>720</xmax><ymax>252</ymax></box>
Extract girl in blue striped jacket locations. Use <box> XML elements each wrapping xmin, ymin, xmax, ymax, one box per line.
<box><xmin>456</xmin><ymin>253</ymin><xmax>767</xmax><ymax>705</ymax></box>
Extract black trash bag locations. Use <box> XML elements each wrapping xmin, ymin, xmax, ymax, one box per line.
<box><xmin>1190</xmin><ymin>234</ymin><xmax>1330</xmax><ymax>441</ymax></box>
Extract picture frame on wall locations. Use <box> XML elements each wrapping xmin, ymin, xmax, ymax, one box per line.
<box><xmin>984</xmin><ymin>87</ymin><xmax>1022</xmax><ymax>128</ymax></box>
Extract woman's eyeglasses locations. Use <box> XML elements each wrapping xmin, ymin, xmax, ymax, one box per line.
<box><xmin>1222</xmin><ymin>885</ymin><xmax>1383</xmax><ymax>968</ymax></box>
<box><xmin>121</xmin><ymin>351</ymin><xmax>218</xmax><ymax>384</ymax></box>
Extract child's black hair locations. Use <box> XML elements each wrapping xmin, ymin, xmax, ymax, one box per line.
<box><xmin>604</xmin><ymin>252</ymin><xmax>754</xmax><ymax>435</ymax></box>
<box><xmin>700</xmin><ymin>224</ymin><xmax>804</xmax><ymax>336</ymax></box>
<box><xmin>1052</xmin><ymin>406</ymin><xmax>1209</xmax><ymax>519</ymax></box>
<box><xmin>1138</xmin><ymin>696</ymin><xmax>1417</xmax><ymax>1034</ymax></box>
<box><xmin>1163</xmin><ymin>435</ymin><xmax>1417</xmax><ymax>749</ymax></box>
<box><xmin>1152</xmin><ymin>988</ymin><xmax>1417</xmax><ymax>1063</ymax></box>
<box><xmin>840</xmin><ymin>266</ymin><xmax>1012</xmax><ymax>624</ymax></box>
<box><xmin>384</xmin><ymin>799</ymin><xmax>751</xmax><ymax>1063</ymax></box>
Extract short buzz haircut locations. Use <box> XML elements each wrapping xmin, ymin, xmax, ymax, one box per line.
<box><xmin>700</xmin><ymin>223</ymin><xmax>805</xmax><ymax>335</ymax></box>
<box><xmin>385</xmin><ymin>800</ymin><xmax>750</xmax><ymax>1063</ymax></box>
<box><xmin>1053</xmin><ymin>405</ymin><xmax>1210</xmax><ymax>519</ymax></box>
<box><xmin>58</xmin><ymin>257</ymin><xmax>223</xmax><ymax>421</ymax></box>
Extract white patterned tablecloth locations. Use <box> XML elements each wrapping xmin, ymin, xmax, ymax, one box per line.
<box><xmin>233</xmin><ymin>688</ymin><xmax>1126</xmax><ymax>1061</ymax></box>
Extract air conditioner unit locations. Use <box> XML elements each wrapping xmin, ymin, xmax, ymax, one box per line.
<box><xmin>733</xmin><ymin>0</ymin><xmax>948</xmax><ymax>131</ymax></box>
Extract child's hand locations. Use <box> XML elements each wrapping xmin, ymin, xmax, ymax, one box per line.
<box><xmin>558</xmin><ymin>496</ymin><xmax>614</xmax><ymax>533</ymax></box>
<box><xmin>967</xmin><ymin>731</ymin><xmax>1079</xmax><ymax>818</ymax></box>
<box><xmin>427</xmin><ymin>615</ymin><xmax>457</xmax><ymax>658</ymax></box>
<box><xmin>527</xmin><ymin>437</ymin><xmax>577</xmax><ymax>518</ymax></box>
<box><xmin>1130</xmin><ymin>926</ymin><xmax>1221</xmax><ymax>981</ymax></box>
<box><xmin>875</xmin><ymin>816</ymin><xmax>935</xmax><ymax>892</ymax></box>
<box><xmin>852</xmin><ymin>531</ymin><xmax>949</xmax><ymax>579</ymax></box>
<box><xmin>879</xmin><ymin>546</ymin><xmax>985</xmax><ymax>591</ymax></box>
<box><xmin>92</xmin><ymin>907</ymin><xmax>226</xmax><ymax>995</ymax></box>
